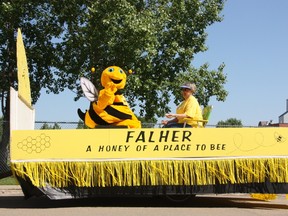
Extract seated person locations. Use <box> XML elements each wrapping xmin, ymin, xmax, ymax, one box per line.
<box><xmin>161</xmin><ymin>82</ymin><xmax>203</xmax><ymax>128</ymax></box>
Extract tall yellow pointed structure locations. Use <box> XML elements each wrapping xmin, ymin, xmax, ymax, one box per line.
<box><xmin>10</xmin><ymin>28</ymin><xmax>35</xmax><ymax>131</ymax></box>
<box><xmin>16</xmin><ymin>28</ymin><xmax>32</xmax><ymax>107</ymax></box>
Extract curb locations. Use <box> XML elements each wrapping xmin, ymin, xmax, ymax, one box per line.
<box><xmin>0</xmin><ymin>185</ymin><xmax>23</xmax><ymax>196</ymax></box>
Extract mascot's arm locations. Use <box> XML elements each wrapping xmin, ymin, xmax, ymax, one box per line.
<box><xmin>96</xmin><ymin>82</ymin><xmax>117</xmax><ymax>110</ymax></box>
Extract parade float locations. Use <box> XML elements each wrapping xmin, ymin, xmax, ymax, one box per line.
<box><xmin>9</xmin><ymin>29</ymin><xmax>288</xmax><ymax>200</ymax></box>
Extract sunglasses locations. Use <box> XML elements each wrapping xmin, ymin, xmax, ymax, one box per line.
<box><xmin>181</xmin><ymin>88</ymin><xmax>191</xmax><ymax>92</ymax></box>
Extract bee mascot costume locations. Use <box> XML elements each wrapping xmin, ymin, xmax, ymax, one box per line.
<box><xmin>78</xmin><ymin>66</ymin><xmax>141</xmax><ymax>128</ymax></box>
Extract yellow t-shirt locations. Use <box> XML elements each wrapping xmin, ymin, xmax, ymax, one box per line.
<box><xmin>176</xmin><ymin>95</ymin><xmax>203</xmax><ymax>127</ymax></box>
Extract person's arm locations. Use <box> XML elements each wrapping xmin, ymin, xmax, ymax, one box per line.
<box><xmin>165</xmin><ymin>113</ymin><xmax>188</xmax><ymax>119</ymax></box>
<box><xmin>161</xmin><ymin>116</ymin><xmax>178</xmax><ymax>125</ymax></box>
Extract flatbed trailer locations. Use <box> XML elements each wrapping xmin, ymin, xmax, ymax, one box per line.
<box><xmin>9</xmin><ymin>29</ymin><xmax>288</xmax><ymax>200</ymax></box>
<box><xmin>10</xmin><ymin>127</ymin><xmax>288</xmax><ymax>199</ymax></box>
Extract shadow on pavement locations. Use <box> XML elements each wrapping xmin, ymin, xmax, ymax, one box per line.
<box><xmin>0</xmin><ymin>195</ymin><xmax>287</xmax><ymax>209</ymax></box>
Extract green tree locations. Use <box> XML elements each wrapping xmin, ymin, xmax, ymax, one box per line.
<box><xmin>137</xmin><ymin>116</ymin><xmax>157</xmax><ymax>128</ymax></box>
<box><xmin>0</xmin><ymin>1</ymin><xmax>65</xmax><ymax>176</ymax></box>
<box><xmin>0</xmin><ymin>0</ymin><xmax>227</xmax><ymax>174</ymax></box>
<box><xmin>1</xmin><ymin>0</ymin><xmax>227</xmax><ymax>122</ymax></box>
<box><xmin>76</xmin><ymin>120</ymin><xmax>88</xmax><ymax>129</ymax></box>
<box><xmin>216</xmin><ymin>118</ymin><xmax>243</xmax><ymax>128</ymax></box>
<box><xmin>1</xmin><ymin>1</ymin><xmax>65</xmax><ymax>107</ymax></box>
<box><xmin>40</xmin><ymin>122</ymin><xmax>61</xmax><ymax>130</ymax></box>
<box><xmin>53</xmin><ymin>123</ymin><xmax>61</xmax><ymax>129</ymax></box>
<box><xmin>0</xmin><ymin>117</ymin><xmax>2</xmax><ymax>142</ymax></box>
<box><xmin>52</xmin><ymin>0</ymin><xmax>227</xmax><ymax>121</ymax></box>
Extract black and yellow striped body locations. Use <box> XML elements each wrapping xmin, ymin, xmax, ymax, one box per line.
<box><xmin>82</xmin><ymin>92</ymin><xmax>141</xmax><ymax>128</ymax></box>
<box><xmin>83</xmin><ymin>102</ymin><xmax>140</xmax><ymax>128</ymax></box>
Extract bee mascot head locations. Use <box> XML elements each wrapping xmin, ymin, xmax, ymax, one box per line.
<box><xmin>101</xmin><ymin>66</ymin><xmax>127</xmax><ymax>90</ymax></box>
<box><xmin>78</xmin><ymin>66</ymin><xmax>141</xmax><ymax>129</ymax></box>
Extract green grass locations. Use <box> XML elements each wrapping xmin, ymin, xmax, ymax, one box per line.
<box><xmin>0</xmin><ymin>176</ymin><xmax>19</xmax><ymax>185</ymax></box>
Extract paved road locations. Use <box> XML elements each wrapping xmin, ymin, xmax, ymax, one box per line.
<box><xmin>0</xmin><ymin>186</ymin><xmax>287</xmax><ymax>216</ymax></box>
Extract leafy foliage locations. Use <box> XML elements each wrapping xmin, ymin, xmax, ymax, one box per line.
<box><xmin>216</xmin><ymin>118</ymin><xmax>243</xmax><ymax>128</ymax></box>
<box><xmin>40</xmin><ymin>122</ymin><xmax>61</xmax><ymax>129</ymax></box>
<box><xmin>0</xmin><ymin>1</ymin><xmax>67</xmax><ymax>124</ymax></box>
<box><xmin>137</xmin><ymin>116</ymin><xmax>158</xmax><ymax>128</ymax></box>
<box><xmin>0</xmin><ymin>0</ymin><xmax>227</xmax><ymax>123</ymax></box>
<box><xmin>0</xmin><ymin>116</ymin><xmax>2</xmax><ymax>142</ymax></box>
<box><xmin>0</xmin><ymin>1</ymin><xmax>228</xmax><ymax>176</ymax></box>
<box><xmin>51</xmin><ymin>0</ymin><xmax>227</xmax><ymax>121</ymax></box>
<box><xmin>76</xmin><ymin>120</ymin><xmax>88</xmax><ymax>129</ymax></box>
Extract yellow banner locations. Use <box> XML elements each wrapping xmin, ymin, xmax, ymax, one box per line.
<box><xmin>10</xmin><ymin>128</ymin><xmax>288</xmax><ymax>161</ymax></box>
<box><xmin>17</xmin><ymin>28</ymin><xmax>32</xmax><ymax>107</ymax></box>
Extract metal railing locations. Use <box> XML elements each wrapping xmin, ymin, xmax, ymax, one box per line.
<box><xmin>34</xmin><ymin>121</ymin><xmax>164</xmax><ymax>129</ymax></box>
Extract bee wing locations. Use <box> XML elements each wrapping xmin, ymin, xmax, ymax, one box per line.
<box><xmin>80</xmin><ymin>77</ymin><xmax>98</xmax><ymax>102</ymax></box>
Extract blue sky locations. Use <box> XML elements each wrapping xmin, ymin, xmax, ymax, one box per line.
<box><xmin>35</xmin><ymin>0</ymin><xmax>288</xmax><ymax>126</ymax></box>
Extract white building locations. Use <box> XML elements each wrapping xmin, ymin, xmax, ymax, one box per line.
<box><xmin>279</xmin><ymin>99</ymin><xmax>288</xmax><ymax>123</ymax></box>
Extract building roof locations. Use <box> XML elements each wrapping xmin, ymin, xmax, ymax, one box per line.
<box><xmin>269</xmin><ymin>123</ymin><xmax>288</xmax><ymax>127</ymax></box>
<box><xmin>279</xmin><ymin>111</ymin><xmax>288</xmax><ymax>118</ymax></box>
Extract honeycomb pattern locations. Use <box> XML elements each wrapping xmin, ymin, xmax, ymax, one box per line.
<box><xmin>17</xmin><ymin>133</ymin><xmax>51</xmax><ymax>154</ymax></box>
